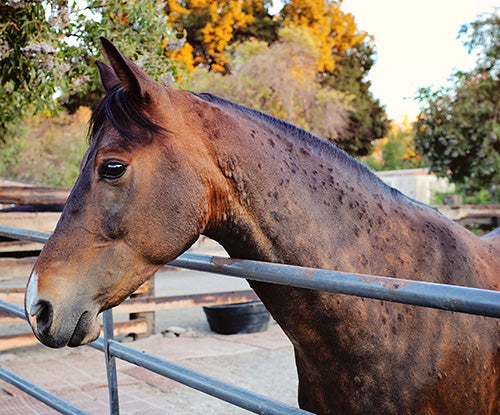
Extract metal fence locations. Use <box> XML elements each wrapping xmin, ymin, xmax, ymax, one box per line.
<box><xmin>0</xmin><ymin>224</ymin><xmax>499</xmax><ymax>415</ymax></box>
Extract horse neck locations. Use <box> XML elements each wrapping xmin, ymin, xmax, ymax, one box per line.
<box><xmin>194</xmin><ymin>98</ymin><xmax>486</xmax><ymax>286</ymax></box>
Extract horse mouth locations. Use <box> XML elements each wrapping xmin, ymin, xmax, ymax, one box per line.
<box><xmin>68</xmin><ymin>311</ymin><xmax>92</xmax><ymax>347</ymax></box>
<box><xmin>32</xmin><ymin>310</ymin><xmax>100</xmax><ymax>348</ymax></box>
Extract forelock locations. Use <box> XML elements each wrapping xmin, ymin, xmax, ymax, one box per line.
<box><xmin>88</xmin><ymin>87</ymin><xmax>167</xmax><ymax>145</ymax></box>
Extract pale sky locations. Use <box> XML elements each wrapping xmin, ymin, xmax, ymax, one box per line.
<box><xmin>271</xmin><ymin>0</ymin><xmax>498</xmax><ymax>122</ymax></box>
<box><xmin>340</xmin><ymin>0</ymin><xmax>498</xmax><ymax>122</ymax></box>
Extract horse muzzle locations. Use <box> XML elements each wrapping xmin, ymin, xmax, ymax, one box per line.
<box><xmin>26</xmin><ymin>299</ymin><xmax>101</xmax><ymax>348</ymax></box>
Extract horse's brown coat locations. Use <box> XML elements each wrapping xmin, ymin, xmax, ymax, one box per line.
<box><xmin>25</xmin><ymin>39</ymin><xmax>500</xmax><ymax>414</ymax></box>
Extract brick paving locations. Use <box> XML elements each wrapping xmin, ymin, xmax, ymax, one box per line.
<box><xmin>0</xmin><ymin>324</ymin><xmax>296</xmax><ymax>414</ymax></box>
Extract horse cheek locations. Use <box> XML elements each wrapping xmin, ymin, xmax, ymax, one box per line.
<box><xmin>140</xmin><ymin>179</ymin><xmax>204</xmax><ymax>264</ymax></box>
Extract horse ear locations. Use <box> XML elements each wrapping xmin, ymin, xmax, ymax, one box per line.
<box><xmin>95</xmin><ymin>61</ymin><xmax>120</xmax><ymax>92</ymax></box>
<box><xmin>99</xmin><ymin>37</ymin><xmax>153</xmax><ymax>98</ymax></box>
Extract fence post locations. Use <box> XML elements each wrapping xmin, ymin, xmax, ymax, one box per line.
<box><xmin>103</xmin><ymin>309</ymin><xmax>120</xmax><ymax>415</ymax></box>
<box><xmin>130</xmin><ymin>275</ymin><xmax>155</xmax><ymax>337</ymax></box>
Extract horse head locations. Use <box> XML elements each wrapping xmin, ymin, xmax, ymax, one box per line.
<box><xmin>25</xmin><ymin>39</ymin><xmax>213</xmax><ymax>347</ymax></box>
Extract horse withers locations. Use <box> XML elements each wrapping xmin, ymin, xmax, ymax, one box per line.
<box><xmin>25</xmin><ymin>38</ymin><xmax>500</xmax><ymax>414</ymax></box>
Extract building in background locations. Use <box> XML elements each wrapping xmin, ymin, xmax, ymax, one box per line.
<box><xmin>376</xmin><ymin>168</ymin><xmax>454</xmax><ymax>205</ymax></box>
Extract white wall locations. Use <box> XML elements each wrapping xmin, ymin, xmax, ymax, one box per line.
<box><xmin>375</xmin><ymin>168</ymin><xmax>454</xmax><ymax>205</ymax></box>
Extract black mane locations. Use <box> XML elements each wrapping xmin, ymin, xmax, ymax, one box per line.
<box><xmin>193</xmin><ymin>92</ymin><xmax>322</xmax><ymax>146</ymax></box>
<box><xmin>88</xmin><ymin>87</ymin><xmax>166</xmax><ymax>144</ymax></box>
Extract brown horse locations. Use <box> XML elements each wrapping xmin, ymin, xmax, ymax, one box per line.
<box><xmin>25</xmin><ymin>38</ymin><xmax>500</xmax><ymax>415</ymax></box>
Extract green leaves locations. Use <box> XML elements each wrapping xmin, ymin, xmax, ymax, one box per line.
<box><xmin>0</xmin><ymin>0</ymin><xmax>182</xmax><ymax>137</ymax></box>
<box><xmin>414</xmin><ymin>67</ymin><xmax>500</xmax><ymax>200</ymax></box>
<box><xmin>414</xmin><ymin>10</ymin><xmax>500</xmax><ymax>201</ymax></box>
<box><xmin>323</xmin><ymin>40</ymin><xmax>389</xmax><ymax>156</ymax></box>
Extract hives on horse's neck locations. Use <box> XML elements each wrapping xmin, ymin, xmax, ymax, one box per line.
<box><xmin>192</xmin><ymin>92</ymin><xmax>485</xmax><ymax>285</ymax></box>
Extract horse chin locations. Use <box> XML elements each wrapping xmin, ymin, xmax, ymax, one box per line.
<box><xmin>67</xmin><ymin>312</ymin><xmax>101</xmax><ymax>347</ymax></box>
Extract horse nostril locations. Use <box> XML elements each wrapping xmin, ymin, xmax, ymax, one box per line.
<box><xmin>31</xmin><ymin>300</ymin><xmax>53</xmax><ymax>335</ymax></box>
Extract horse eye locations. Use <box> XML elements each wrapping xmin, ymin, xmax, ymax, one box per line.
<box><xmin>99</xmin><ymin>161</ymin><xmax>127</xmax><ymax>180</ymax></box>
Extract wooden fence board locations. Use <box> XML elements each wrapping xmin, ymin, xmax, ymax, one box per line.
<box><xmin>0</xmin><ymin>178</ymin><xmax>38</xmax><ymax>188</ymax></box>
<box><xmin>435</xmin><ymin>204</ymin><xmax>500</xmax><ymax>222</ymax></box>
<box><xmin>0</xmin><ymin>186</ymin><xmax>70</xmax><ymax>206</ymax></box>
<box><xmin>0</xmin><ymin>257</ymin><xmax>37</xmax><ymax>280</ymax></box>
<box><xmin>0</xmin><ymin>288</ymin><xmax>25</xmax><ymax>303</ymax></box>
<box><xmin>0</xmin><ymin>319</ymin><xmax>147</xmax><ymax>351</ymax></box>
<box><xmin>0</xmin><ymin>240</ymin><xmax>44</xmax><ymax>253</ymax></box>
<box><xmin>0</xmin><ymin>212</ymin><xmax>60</xmax><ymax>232</ymax></box>
<box><xmin>0</xmin><ymin>289</ymin><xmax>259</xmax><ymax>316</ymax></box>
<box><xmin>114</xmin><ymin>290</ymin><xmax>260</xmax><ymax>315</ymax></box>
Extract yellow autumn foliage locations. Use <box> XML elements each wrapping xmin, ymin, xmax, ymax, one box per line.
<box><xmin>170</xmin><ymin>42</ymin><xmax>195</xmax><ymax>73</ymax></box>
<box><xmin>188</xmin><ymin>26</ymin><xmax>350</xmax><ymax>140</ymax></box>
<box><xmin>166</xmin><ymin>0</ymin><xmax>259</xmax><ymax>71</ymax></box>
<box><xmin>281</xmin><ymin>0</ymin><xmax>366</xmax><ymax>72</ymax></box>
<box><xmin>165</xmin><ymin>0</ymin><xmax>366</xmax><ymax>73</ymax></box>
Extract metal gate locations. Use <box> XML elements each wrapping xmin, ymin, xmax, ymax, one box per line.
<box><xmin>0</xmin><ymin>224</ymin><xmax>499</xmax><ymax>415</ymax></box>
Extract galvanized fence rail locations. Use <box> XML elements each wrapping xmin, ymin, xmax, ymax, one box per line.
<box><xmin>0</xmin><ymin>224</ymin><xmax>499</xmax><ymax>415</ymax></box>
<box><xmin>2</xmin><ymin>225</ymin><xmax>500</xmax><ymax>318</ymax></box>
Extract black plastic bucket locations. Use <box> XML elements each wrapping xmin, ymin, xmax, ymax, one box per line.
<box><xmin>203</xmin><ymin>301</ymin><xmax>271</xmax><ymax>335</ymax></box>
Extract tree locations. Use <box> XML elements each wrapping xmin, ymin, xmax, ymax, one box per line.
<box><xmin>165</xmin><ymin>0</ymin><xmax>367</xmax><ymax>74</ymax></box>
<box><xmin>414</xmin><ymin>11</ymin><xmax>500</xmax><ymax>200</ymax></box>
<box><xmin>0</xmin><ymin>0</ymin><xmax>182</xmax><ymax>135</ymax></box>
<box><xmin>61</xmin><ymin>0</ymin><xmax>183</xmax><ymax>109</ymax></box>
<box><xmin>323</xmin><ymin>40</ymin><xmax>390</xmax><ymax>156</ymax></box>
<box><xmin>1</xmin><ymin>0</ymin><xmax>387</xmax><ymax>159</ymax></box>
<box><xmin>188</xmin><ymin>26</ymin><xmax>349</xmax><ymax>144</ymax></box>
<box><xmin>178</xmin><ymin>0</ymin><xmax>385</xmax><ymax>156</ymax></box>
<box><xmin>460</xmin><ymin>11</ymin><xmax>500</xmax><ymax>75</ymax></box>
<box><xmin>280</xmin><ymin>0</ymin><xmax>366</xmax><ymax>73</ymax></box>
<box><xmin>364</xmin><ymin>116</ymin><xmax>424</xmax><ymax>171</ymax></box>
<box><xmin>0</xmin><ymin>2</ymin><xmax>62</xmax><ymax>139</ymax></box>
<box><xmin>165</xmin><ymin>0</ymin><xmax>277</xmax><ymax>72</ymax></box>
